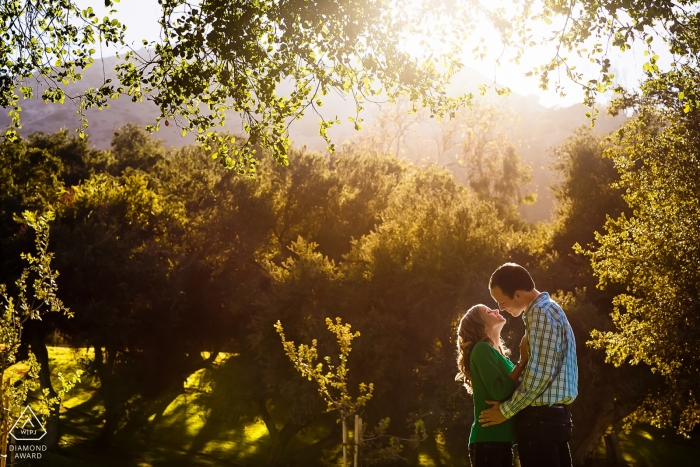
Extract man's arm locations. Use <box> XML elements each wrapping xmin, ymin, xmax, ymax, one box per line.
<box><xmin>499</xmin><ymin>306</ymin><xmax>562</xmax><ymax>419</ymax></box>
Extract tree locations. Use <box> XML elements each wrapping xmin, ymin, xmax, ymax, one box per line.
<box><xmin>2</xmin><ymin>0</ymin><xmax>469</xmax><ymax>172</ymax></box>
<box><xmin>0</xmin><ymin>126</ymin><xmax>538</xmax><ymax>463</ymax></box>
<box><xmin>7</xmin><ymin>0</ymin><xmax>700</xmax><ymax>171</ymax></box>
<box><xmin>351</xmin><ymin>100</ymin><xmax>535</xmax><ymax>226</ymax></box>
<box><xmin>340</xmin><ymin>167</ymin><xmax>513</xmax><ymax>464</ymax></box>
<box><xmin>549</xmin><ymin>127</ymin><xmax>629</xmax><ymax>268</ymax></box>
<box><xmin>219</xmin><ymin>158</ymin><xmax>521</xmax><ymax>465</ymax></box>
<box><xmin>0</xmin><ymin>211</ymin><xmax>81</xmax><ymax>455</ymax></box>
<box><xmin>276</xmin><ymin>317</ymin><xmax>428</xmax><ymax>466</ymax></box>
<box><xmin>0</xmin><ymin>1</ymin><xmax>125</xmax><ymax>138</ymax></box>
<box><xmin>0</xmin><ymin>133</ymin><xmax>63</xmax><ymax>239</ymax></box>
<box><xmin>0</xmin><ymin>131</ymin><xmax>100</xmax><ymax>451</ymax></box>
<box><xmin>276</xmin><ymin>317</ymin><xmax>374</xmax><ymax>466</ymax></box>
<box><xmin>44</xmin><ymin>126</ymin><xmax>247</xmax><ymax>448</ymax></box>
<box><xmin>585</xmin><ymin>104</ymin><xmax>700</xmax><ymax>436</ymax></box>
<box><xmin>469</xmin><ymin>0</ymin><xmax>700</xmax><ymax>120</ymax></box>
<box><xmin>347</xmin><ymin>98</ymin><xmax>430</xmax><ymax>158</ymax></box>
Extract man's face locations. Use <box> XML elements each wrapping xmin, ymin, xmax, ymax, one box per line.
<box><xmin>490</xmin><ymin>285</ymin><xmax>524</xmax><ymax>317</ymax></box>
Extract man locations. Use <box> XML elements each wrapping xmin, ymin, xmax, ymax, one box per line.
<box><xmin>478</xmin><ymin>262</ymin><xmax>578</xmax><ymax>467</ymax></box>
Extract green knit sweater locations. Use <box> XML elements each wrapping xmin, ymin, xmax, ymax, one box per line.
<box><xmin>468</xmin><ymin>342</ymin><xmax>517</xmax><ymax>444</ymax></box>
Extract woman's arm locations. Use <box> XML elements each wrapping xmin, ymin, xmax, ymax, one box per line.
<box><xmin>508</xmin><ymin>336</ymin><xmax>529</xmax><ymax>382</ymax></box>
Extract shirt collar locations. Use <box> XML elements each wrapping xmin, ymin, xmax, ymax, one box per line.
<box><xmin>523</xmin><ymin>292</ymin><xmax>549</xmax><ymax>320</ymax></box>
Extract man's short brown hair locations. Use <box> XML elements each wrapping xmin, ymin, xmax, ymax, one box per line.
<box><xmin>489</xmin><ymin>263</ymin><xmax>535</xmax><ymax>298</ymax></box>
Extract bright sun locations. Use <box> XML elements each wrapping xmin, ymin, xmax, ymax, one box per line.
<box><xmin>401</xmin><ymin>0</ymin><xmax>653</xmax><ymax>107</ymax></box>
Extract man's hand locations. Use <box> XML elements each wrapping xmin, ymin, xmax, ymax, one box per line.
<box><xmin>479</xmin><ymin>401</ymin><xmax>507</xmax><ymax>427</ymax></box>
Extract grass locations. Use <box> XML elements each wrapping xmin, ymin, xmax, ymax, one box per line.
<box><xmin>25</xmin><ymin>347</ymin><xmax>270</xmax><ymax>467</ymax></box>
<box><xmin>7</xmin><ymin>347</ymin><xmax>698</xmax><ymax>466</ymax></box>
<box><xmin>591</xmin><ymin>424</ymin><xmax>700</xmax><ymax>466</ymax></box>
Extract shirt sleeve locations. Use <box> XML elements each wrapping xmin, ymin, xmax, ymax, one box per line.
<box><xmin>471</xmin><ymin>343</ymin><xmax>516</xmax><ymax>401</ymax></box>
<box><xmin>499</xmin><ymin>306</ymin><xmax>562</xmax><ymax>419</ymax></box>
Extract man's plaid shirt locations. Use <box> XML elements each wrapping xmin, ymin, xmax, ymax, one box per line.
<box><xmin>500</xmin><ymin>292</ymin><xmax>578</xmax><ymax>419</ymax></box>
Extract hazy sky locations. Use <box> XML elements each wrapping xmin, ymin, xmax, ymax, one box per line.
<box><xmin>77</xmin><ymin>0</ymin><xmax>657</xmax><ymax>108</ymax></box>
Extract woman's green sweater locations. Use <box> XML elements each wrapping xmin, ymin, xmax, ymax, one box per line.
<box><xmin>468</xmin><ymin>342</ymin><xmax>517</xmax><ymax>444</ymax></box>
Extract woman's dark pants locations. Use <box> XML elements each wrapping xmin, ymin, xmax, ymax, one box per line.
<box><xmin>514</xmin><ymin>405</ymin><xmax>573</xmax><ymax>467</ymax></box>
<box><xmin>468</xmin><ymin>441</ymin><xmax>513</xmax><ymax>467</ymax></box>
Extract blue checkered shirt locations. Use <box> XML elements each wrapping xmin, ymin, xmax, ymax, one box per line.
<box><xmin>500</xmin><ymin>292</ymin><xmax>578</xmax><ymax>419</ymax></box>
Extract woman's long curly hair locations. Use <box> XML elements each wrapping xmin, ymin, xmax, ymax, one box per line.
<box><xmin>455</xmin><ymin>304</ymin><xmax>510</xmax><ymax>394</ymax></box>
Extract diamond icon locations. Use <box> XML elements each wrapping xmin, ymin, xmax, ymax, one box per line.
<box><xmin>10</xmin><ymin>406</ymin><xmax>46</xmax><ymax>441</ymax></box>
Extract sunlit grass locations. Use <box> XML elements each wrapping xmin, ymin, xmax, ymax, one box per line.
<box><xmin>26</xmin><ymin>347</ymin><xmax>271</xmax><ymax>466</ymax></box>
<box><xmin>18</xmin><ymin>347</ymin><xmax>700</xmax><ymax>466</ymax></box>
<box><xmin>418</xmin><ymin>452</ymin><xmax>436</xmax><ymax>466</ymax></box>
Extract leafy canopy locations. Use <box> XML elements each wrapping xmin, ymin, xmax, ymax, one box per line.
<box><xmin>584</xmin><ymin>106</ymin><xmax>700</xmax><ymax>436</ymax></box>
<box><xmin>118</xmin><ymin>0</ymin><xmax>474</xmax><ymax>173</ymax></box>
<box><xmin>478</xmin><ymin>0</ymin><xmax>700</xmax><ymax>119</ymax></box>
<box><xmin>5</xmin><ymin>0</ymin><xmax>700</xmax><ymax>168</ymax></box>
<box><xmin>0</xmin><ymin>0</ymin><xmax>125</xmax><ymax>138</ymax></box>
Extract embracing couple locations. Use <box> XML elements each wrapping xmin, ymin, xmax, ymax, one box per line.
<box><xmin>455</xmin><ymin>263</ymin><xmax>578</xmax><ymax>467</ymax></box>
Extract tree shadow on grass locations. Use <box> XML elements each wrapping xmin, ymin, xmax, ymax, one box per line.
<box><xmin>182</xmin><ymin>354</ymin><xmax>270</xmax><ymax>465</ymax></box>
<box><xmin>30</xmin><ymin>351</ymin><xmax>276</xmax><ymax>466</ymax></box>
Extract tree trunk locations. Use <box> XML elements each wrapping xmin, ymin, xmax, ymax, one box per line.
<box><xmin>27</xmin><ymin>323</ymin><xmax>59</xmax><ymax>451</ymax></box>
<box><xmin>571</xmin><ymin>399</ymin><xmax>617</xmax><ymax>465</ymax></box>
<box><xmin>256</xmin><ymin>396</ymin><xmax>307</xmax><ymax>467</ymax></box>
<box><xmin>570</xmin><ymin>395</ymin><xmax>642</xmax><ymax>466</ymax></box>
<box><xmin>342</xmin><ymin>416</ymin><xmax>347</xmax><ymax>467</ymax></box>
<box><xmin>265</xmin><ymin>421</ymin><xmax>305</xmax><ymax>466</ymax></box>
<box><xmin>604</xmin><ymin>430</ymin><xmax>625</xmax><ymax>465</ymax></box>
<box><xmin>92</xmin><ymin>346</ymin><xmax>121</xmax><ymax>450</ymax></box>
<box><xmin>287</xmin><ymin>424</ymin><xmax>342</xmax><ymax>465</ymax></box>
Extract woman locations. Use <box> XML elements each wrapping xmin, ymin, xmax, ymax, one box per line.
<box><xmin>455</xmin><ymin>304</ymin><xmax>529</xmax><ymax>467</ymax></box>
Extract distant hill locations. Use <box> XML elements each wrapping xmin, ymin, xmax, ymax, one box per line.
<box><xmin>1</xmin><ymin>54</ymin><xmax>626</xmax><ymax>222</ymax></box>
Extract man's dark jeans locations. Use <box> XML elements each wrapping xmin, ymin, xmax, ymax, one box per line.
<box><xmin>468</xmin><ymin>441</ymin><xmax>513</xmax><ymax>467</ymax></box>
<box><xmin>514</xmin><ymin>405</ymin><xmax>573</xmax><ymax>467</ymax></box>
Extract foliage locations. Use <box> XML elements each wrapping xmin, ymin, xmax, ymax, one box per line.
<box><xmin>1</xmin><ymin>0</ymin><xmax>469</xmax><ymax>173</ymax></box>
<box><xmin>440</xmin><ymin>104</ymin><xmax>534</xmax><ymax>209</ymax></box>
<box><xmin>469</xmin><ymin>0</ymin><xmax>700</xmax><ymax>120</ymax></box>
<box><xmin>0</xmin><ymin>211</ymin><xmax>81</xmax><ymax>434</ymax></box>
<box><xmin>275</xmin><ymin>317</ymin><xmax>373</xmax><ymax>419</ymax></box>
<box><xmin>0</xmin><ymin>126</ymin><xmax>539</xmax><ymax>463</ymax></box>
<box><xmin>130</xmin><ymin>0</ymin><xmax>471</xmax><ymax>172</ymax></box>
<box><xmin>0</xmin><ymin>0</ymin><xmax>125</xmax><ymax>139</ymax></box>
<box><xmin>7</xmin><ymin>0</ymin><xmax>700</xmax><ymax>171</ymax></box>
<box><xmin>509</xmin><ymin>126</ymin><xmax>661</xmax><ymax>464</ymax></box>
<box><xmin>0</xmin><ymin>134</ymin><xmax>64</xmax><ymax>235</ymax></box>
<box><xmin>350</xmin><ymin>100</ymin><xmax>535</xmax><ymax>226</ymax></box>
<box><xmin>550</xmin><ymin>127</ymin><xmax>628</xmax><ymax>259</ymax></box>
<box><xmin>357</xmin><ymin>417</ymin><xmax>427</xmax><ymax>467</ymax></box>
<box><xmin>276</xmin><ymin>317</ymin><xmax>429</xmax><ymax>466</ymax></box>
<box><xmin>584</xmin><ymin>106</ymin><xmax>700</xmax><ymax>436</ymax></box>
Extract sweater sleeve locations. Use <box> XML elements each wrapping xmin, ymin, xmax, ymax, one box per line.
<box><xmin>470</xmin><ymin>342</ymin><xmax>516</xmax><ymax>401</ymax></box>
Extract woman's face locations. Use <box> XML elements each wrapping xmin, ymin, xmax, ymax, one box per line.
<box><xmin>478</xmin><ymin>305</ymin><xmax>507</xmax><ymax>331</ymax></box>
